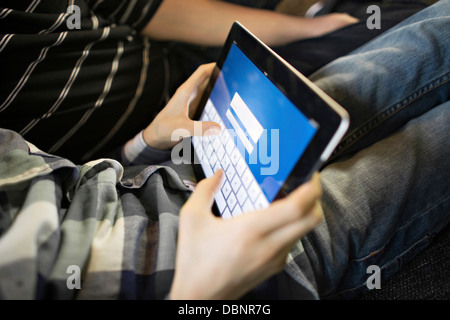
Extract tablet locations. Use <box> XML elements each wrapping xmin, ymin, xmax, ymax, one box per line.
<box><xmin>191</xmin><ymin>22</ymin><xmax>349</xmax><ymax>218</ymax></box>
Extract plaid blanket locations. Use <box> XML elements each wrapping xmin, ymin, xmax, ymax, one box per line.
<box><xmin>0</xmin><ymin>128</ymin><xmax>194</xmax><ymax>299</ymax></box>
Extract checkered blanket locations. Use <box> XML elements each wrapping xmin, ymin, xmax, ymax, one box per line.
<box><xmin>0</xmin><ymin>128</ymin><xmax>195</xmax><ymax>299</ymax></box>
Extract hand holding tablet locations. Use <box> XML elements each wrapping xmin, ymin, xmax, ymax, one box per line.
<box><xmin>191</xmin><ymin>22</ymin><xmax>349</xmax><ymax>218</ymax></box>
<box><xmin>171</xmin><ymin>169</ymin><xmax>323</xmax><ymax>300</ymax></box>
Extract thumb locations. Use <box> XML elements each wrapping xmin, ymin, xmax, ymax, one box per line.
<box><xmin>184</xmin><ymin>170</ymin><xmax>224</xmax><ymax>214</ymax></box>
<box><xmin>183</xmin><ymin>119</ymin><xmax>222</xmax><ymax>138</ymax></box>
<box><xmin>199</xmin><ymin>121</ymin><xmax>222</xmax><ymax>137</ymax></box>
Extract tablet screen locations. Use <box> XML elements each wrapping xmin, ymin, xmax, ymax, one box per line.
<box><xmin>192</xmin><ymin>43</ymin><xmax>318</xmax><ymax>218</ymax></box>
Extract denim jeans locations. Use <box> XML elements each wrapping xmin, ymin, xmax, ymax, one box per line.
<box><xmin>295</xmin><ymin>0</ymin><xmax>450</xmax><ymax>299</ymax></box>
<box><xmin>310</xmin><ymin>1</ymin><xmax>450</xmax><ymax>162</ymax></box>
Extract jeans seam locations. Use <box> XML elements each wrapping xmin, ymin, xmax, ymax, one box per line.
<box><xmin>329</xmin><ymin>191</ymin><xmax>450</xmax><ymax>296</ymax></box>
<box><xmin>351</xmin><ymin>192</ymin><xmax>450</xmax><ymax>263</ymax></box>
<box><xmin>334</xmin><ymin>234</ymin><xmax>433</xmax><ymax>297</ymax></box>
<box><xmin>331</xmin><ymin>73</ymin><xmax>450</xmax><ymax>159</ymax></box>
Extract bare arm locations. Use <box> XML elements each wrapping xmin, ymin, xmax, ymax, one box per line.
<box><xmin>141</xmin><ymin>0</ymin><xmax>358</xmax><ymax>47</ymax></box>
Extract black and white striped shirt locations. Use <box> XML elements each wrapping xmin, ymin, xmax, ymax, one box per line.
<box><xmin>0</xmin><ymin>0</ymin><xmax>167</xmax><ymax>163</ymax></box>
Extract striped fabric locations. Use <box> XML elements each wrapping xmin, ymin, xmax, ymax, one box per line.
<box><xmin>0</xmin><ymin>0</ymin><xmax>165</xmax><ymax>163</ymax></box>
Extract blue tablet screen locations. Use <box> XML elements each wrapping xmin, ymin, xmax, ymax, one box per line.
<box><xmin>193</xmin><ymin>43</ymin><xmax>318</xmax><ymax>215</ymax></box>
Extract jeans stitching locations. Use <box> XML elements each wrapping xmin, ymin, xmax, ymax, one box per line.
<box><xmin>334</xmin><ymin>234</ymin><xmax>433</xmax><ymax>297</ymax></box>
<box><xmin>330</xmin><ymin>73</ymin><xmax>450</xmax><ymax>160</ymax></box>
<box><xmin>330</xmin><ymin>192</ymin><xmax>450</xmax><ymax>297</ymax></box>
<box><xmin>352</xmin><ymin>192</ymin><xmax>450</xmax><ymax>263</ymax></box>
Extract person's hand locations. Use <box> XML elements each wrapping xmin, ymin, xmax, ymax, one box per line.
<box><xmin>310</xmin><ymin>13</ymin><xmax>360</xmax><ymax>38</ymax></box>
<box><xmin>143</xmin><ymin>63</ymin><xmax>222</xmax><ymax>150</ymax></box>
<box><xmin>169</xmin><ymin>170</ymin><xmax>323</xmax><ymax>300</ymax></box>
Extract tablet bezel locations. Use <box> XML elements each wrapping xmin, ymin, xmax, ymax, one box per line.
<box><xmin>191</xmin><ymin>22</ymin><xmax>349</xmax><ymax>213</ymax></box>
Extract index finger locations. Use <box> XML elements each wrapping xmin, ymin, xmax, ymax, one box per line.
<box><xmin>187</xmin><ymin>64</ymin><xmax>216</xmax><ymax>119</ymax></box>
<box><xmin>176</xmin><ymin>63</ymin><xmax>215</xmax><ymax>101</ymax></box>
